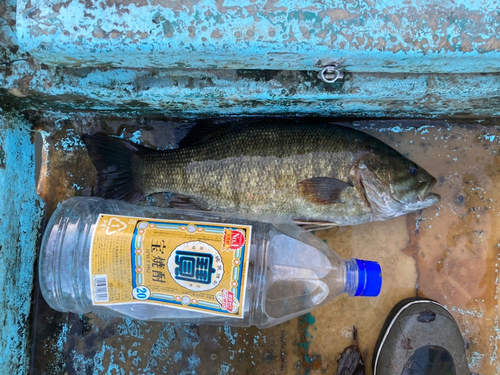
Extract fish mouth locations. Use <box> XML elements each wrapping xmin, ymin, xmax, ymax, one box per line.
<box><xmin>418</xmin><ymin>178</ymin><xmax>434</xmax><ymax>201</ymax></box>
<box><xmin>386</xmin><ymin>176</ymin><xmax>440</xmax><ymax>212</ymax></box>
<box><xmin>416</xmin><ymin>178</ymin><xmax>440</xmax><ymax>207</ymax></box>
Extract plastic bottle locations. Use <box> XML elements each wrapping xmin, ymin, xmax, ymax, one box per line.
<box><xmin>39</xmin><ymin>197</ymin><xmax>382</xmax><ymax>328</ymax></box>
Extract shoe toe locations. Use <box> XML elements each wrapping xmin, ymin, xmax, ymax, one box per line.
<box><xmin>373</xmin><ymin>298</ymin><xmax>469</xmax><ymax>375</ymax></box>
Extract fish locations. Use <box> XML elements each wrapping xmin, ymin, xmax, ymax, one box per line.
<box><xmin>82</xmin><ymin>118</ymin><xmax>440</xmax><ymax>226</ymax></box>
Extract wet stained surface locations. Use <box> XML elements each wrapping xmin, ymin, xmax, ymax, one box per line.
<box><xmin>32</xmin><ymin>117</ymin><xmax>499</xmax><ymax>374</ymax></box>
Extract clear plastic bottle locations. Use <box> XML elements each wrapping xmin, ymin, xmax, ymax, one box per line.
<box><xmin>39</xmin><ymin>197</ymin><xmax>382</xmax><ymax>328</ymax></box>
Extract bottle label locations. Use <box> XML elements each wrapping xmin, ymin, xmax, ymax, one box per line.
<box><xmin>90</xmin><ymin>214</ymin><xmax>252</xmax><ymax>319</ymax></box>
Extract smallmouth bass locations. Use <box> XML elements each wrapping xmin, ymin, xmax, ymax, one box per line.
<box><xmin>82</xmin><ymin>119</ymin><xmax>440</xmax><ymax>226</ymax></box>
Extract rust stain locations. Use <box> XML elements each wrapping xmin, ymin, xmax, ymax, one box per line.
<box><xmin>402</xmin><ymin>212</ymin><xmax>421</xmax><ymax>264</ymax></box>
<box><xmin>326</xmin><ymin>8</ymin><xmax>356</xmax><ymax>23</ymax></box>
<box><xmin>481</xmin><ymin>156</ymin><xmax>500</xmax><ymax>313</ymax></box>
<box><xmin>210</xmin><ymin>28</ymin><xmax>222</xmax><ymax>38</ymax></box>
<box><xmin>297</xmin><ymin>314</ymin><xmax>323</xmax><ymax>373</ymax></box>
<box><xmin>460</xmin><ymin>34</ymin><xmax>473</xmax><ymax>52</ymax></box>
<box><xmin>283</xmin><ymin>26</ymin><xmax>298</xmax><ymax>43</ymax></box>
<box><xmin>375</xmin><ymin>36</ymin><xmax>387</xmax><ymax>51</ymax></box>
<box><xmin>482</xmin><ymin>36</ymin><xmax>500</xmax><ymax>52</ymax></box>
<box><xmin>51</xmin><ymin>0</ymin><xmax>72</xmax><ymax>13</ymax></box>
<box><xmin>262</xmin><ymin>0</ymin><xmax>287</xmax><ymax>13</ymax></box>
<box><xmin>299</xmin><ymin>25</ymin><xmax>311</xmax><ymax>39</ymax></box>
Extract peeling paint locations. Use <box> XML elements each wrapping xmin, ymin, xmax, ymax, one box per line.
<box><xmin>15</xmin><ymin>0</ymin><xmax>500</xmax><ymax>72</ymax></box>
<box><xmin>3</xmin><ymin>64</ymin><xmax>500</xmax><ymax>118</ymax></box>
<box><xmin>0</xmin><ymin>113</ymin><xmax>43</xmax><ymax>374</ymax></box>
<box><xmin>3</xmin><ymin>0</ymin><xmax>500</xmax><ymax>119</ymax></box>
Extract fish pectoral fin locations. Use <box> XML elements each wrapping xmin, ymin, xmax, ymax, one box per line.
<box><xmin>293</xmin><ymin>220</ymin><xmax>339</xmax><ymax>232</ymax></box>
<box><xmin>297</xmin><ymin>177</ymin><xmax>352</xmax><ymax>204</ymax></box>
<box><xmin>167</xmin><ymin>194</ymin><xmax>206</xmax><ymax>211</ymax></box>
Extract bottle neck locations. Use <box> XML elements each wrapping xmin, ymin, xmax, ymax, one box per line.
<box><xmin>344</xmin><ymin>258</ymin><xmax>359</xmax><ymax>296</ymax></box>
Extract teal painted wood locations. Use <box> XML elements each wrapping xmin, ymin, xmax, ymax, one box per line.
<box><xmin>0</xmin><ymin>0</ymin><xmax>498</xmax><ymax>118</ymax></box>
<box><xmin>16</xmin><ymin>0</ymin><xmax>500</xmax><ymax>72</ymax></box>
<box><xmin>0</xmin><ymin>112</ymin><xmax>43</xmax><ymax>374</ymax></box>
<box><xmin>2</xmin><ymin>65</ymin><xmax>500</xmax><ymax>118</ymax></box>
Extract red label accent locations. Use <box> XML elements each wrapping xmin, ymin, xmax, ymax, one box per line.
<box><xmin>223</xmin><ymin>229</ymin><xmax>246</xmax><ymax>251</ymax></box>
<box><xmin>221</xmin><ymin>288</ymin><xmax>234</xmax><ymax>312</ymax></box>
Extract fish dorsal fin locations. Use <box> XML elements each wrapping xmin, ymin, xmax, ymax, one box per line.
<box><xmin>177</xmin><ymin>117</ymin><xmax>279</xmax><ymax>148</ymax></box>
<box><xmin>178</xmin><ymin>118</ymin><xmax>258</xmax><ymax>148</ymax></box>
<box><xmin>298</xmin><ymin>177</ymin><xmax>352</xmax><ymax>204</ymax></box>
<box><xmin>178</xmin><ymin>122</ymin><xmax>228</xmax><ymax>148</ymax></box>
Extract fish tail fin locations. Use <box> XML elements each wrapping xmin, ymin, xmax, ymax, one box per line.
<box><xmin>82</xmin><ymin>132</ymin><xmax>146</xmax><ymax>203</ymax></box>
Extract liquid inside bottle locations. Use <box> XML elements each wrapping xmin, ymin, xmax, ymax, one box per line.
<box><xmin>40</xmin><ymin>197</ymin><xmax>382</xmax><ymax>328</ymax></box>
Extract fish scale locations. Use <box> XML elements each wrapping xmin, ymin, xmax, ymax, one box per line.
<box><xmin>83</xmin><ymin>119</ymin><xmax>440</xmax><ymax>226</ymax></box>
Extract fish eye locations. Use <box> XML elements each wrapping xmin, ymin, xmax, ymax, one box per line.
<box><xmin>409</xmin><ymin>164</ymin><xmax>419</xmax><ymax>175</ymax></box>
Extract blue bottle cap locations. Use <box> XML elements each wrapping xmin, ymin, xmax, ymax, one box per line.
<box><xmin>354</xmin><ymin>259</ymin><xmax>382</xmax><ymax>297</ymax></box>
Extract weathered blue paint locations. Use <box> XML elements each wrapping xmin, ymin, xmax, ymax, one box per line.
<box><xmin>0</xmin><ymin>112</ymin><xmax>43</xmax><ymax>374</ymax></box>
<box><xmin>0</xmin><ymin>0</ymin><xmax>499</xmax><ymax>118</ymax></box>
<box><xmin>16</xmin><ymin>0</ymin><xmax>500</xmax><ymax>72</ymax></box>
<box><xmin>2</xmin><ymin>61</ymin><xmax>500</xmax><ymax>118</ymax></box>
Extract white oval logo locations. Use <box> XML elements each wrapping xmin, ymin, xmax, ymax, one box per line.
<box><xmin>167</xmin><ymin>241</ymin><xmax>224</xmax><ymax>292</ymax></box>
